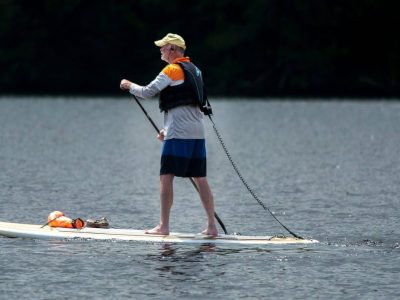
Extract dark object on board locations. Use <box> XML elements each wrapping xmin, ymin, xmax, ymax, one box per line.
<box><xmin>86</xmin><ymin>217</ymin><xmax>110</xmax><ymax>228</ymax></box>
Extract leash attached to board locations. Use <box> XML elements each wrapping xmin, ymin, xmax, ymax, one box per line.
<box><xmin>206</xmin><ymin>113</ymin><xmax>303</xmax><ymax>239</ymax></box>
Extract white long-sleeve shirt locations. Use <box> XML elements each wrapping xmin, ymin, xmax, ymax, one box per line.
<box><xmin>129</xmin><ymin>57</ymin><xmax>205</xmax><ymax>140</ymax></box>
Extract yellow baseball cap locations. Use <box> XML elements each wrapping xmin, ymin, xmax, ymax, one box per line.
<box><xmin>154</xmin><ymin>33</ymin><xmax>186</xmax><ymax>50</ymax></box>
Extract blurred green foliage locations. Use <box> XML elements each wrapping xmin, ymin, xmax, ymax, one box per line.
<box><xmin>0</xmin><ymin>0</ymin><xmax>398</xmax><ymax>97</ymax></box>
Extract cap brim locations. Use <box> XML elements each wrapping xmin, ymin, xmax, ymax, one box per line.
<box><xmin>154</xmin><ymin>40</ymin><xmax>166</xmax><ymax>47</ymax></box>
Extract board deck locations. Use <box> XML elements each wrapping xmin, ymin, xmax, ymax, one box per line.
<box><xmin>0</xmin><ymin>221</ymin><xmax>318</xmax><ymax>245</ymax></box>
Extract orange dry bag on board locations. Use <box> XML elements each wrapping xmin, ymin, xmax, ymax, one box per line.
<box><xmin>47</xmin><ymin>211</ymin><xmax>85</xmax><ymax>229</ymax></box>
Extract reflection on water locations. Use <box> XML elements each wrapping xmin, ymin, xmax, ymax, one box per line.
<box><xmin>148</xmin><ymin>244</ymin><xmax>227</xmax><ymax>279</ymax></box>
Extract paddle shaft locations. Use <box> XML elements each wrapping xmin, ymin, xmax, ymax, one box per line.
<box><xmin>131</xmin><ymin>94</ymin><xmax>228</xmax><ymax>234</ymax></box>
<box><xmin>41</xmin><ymin>216</ymin><xmax>61</xmax><ymax>228</ymax></box>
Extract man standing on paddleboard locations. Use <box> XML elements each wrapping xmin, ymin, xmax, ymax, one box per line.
<box><xmin>120</xmin><ymin>33</ymin><xmax>218</xmax><ymax>237</ymax></box>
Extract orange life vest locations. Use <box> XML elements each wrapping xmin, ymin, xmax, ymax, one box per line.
<box><xmin>47</xmin><ymin>211</ymin><xmax>84</xmax><ymax>229</ymax></box>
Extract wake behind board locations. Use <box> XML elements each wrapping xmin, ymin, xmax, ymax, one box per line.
<box><xmin>0</xmin><ymin>221</ymin><xmax>318</xmax><ymax>246</ymax></box>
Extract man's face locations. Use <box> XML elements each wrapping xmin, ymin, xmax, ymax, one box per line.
<box><xmin>160</xmin><ymin>44</ymin><xmax>173</xmax><ymax>62</ymax></box>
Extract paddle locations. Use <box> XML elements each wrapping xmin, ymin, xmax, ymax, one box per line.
<box><xmin>41</xmin><ymin>216</ymin><xmax>61</xmax><ymax>228</ymax></box>
<box><xmin>130</xmin><ymin>93</ymin><xmax>228</xmax><ymax>235</ymax></box>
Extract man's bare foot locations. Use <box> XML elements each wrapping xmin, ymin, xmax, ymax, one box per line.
<box><xmin>145</xmin><ymin>225</ymin><xmax>169</xmax><ymax>235</ymax></box>
<box><xmin>201</xmin><ymin>227</ymin><xmax>218</xmax><ymax>237</ymax></box>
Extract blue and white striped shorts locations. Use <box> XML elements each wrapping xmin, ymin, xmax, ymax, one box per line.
<box><xmin>160</xmin><ymin>139</ymin><xmax>206</xmax><ymax>178</ymax></box>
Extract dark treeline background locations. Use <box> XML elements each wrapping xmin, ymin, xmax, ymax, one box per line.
<box><xmin>0</xmin><ymin>0</ymin><xmax>398</xmax><ymax>97</ymax></box>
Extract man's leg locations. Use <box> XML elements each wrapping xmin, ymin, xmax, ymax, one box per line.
<box><xmin>145</xmin><ymin>174</ymin><xmax>174</xmax><ymax>235</ymax></box>
<box><xmin>193</xmin><ymin>177</ymin><xmax>218</xmax><ymax>236</ymax></box>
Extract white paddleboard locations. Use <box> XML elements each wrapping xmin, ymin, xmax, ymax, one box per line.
<box><xmin>0</xmin><ymin>221</ymin><xmax>318</xmax><ymax>246</ymax></box>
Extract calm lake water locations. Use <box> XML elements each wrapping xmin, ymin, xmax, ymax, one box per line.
<box><xmin>1</xmin><ymin>97</ymin><xmax>399</xmax><ymax>299</ymax></box>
